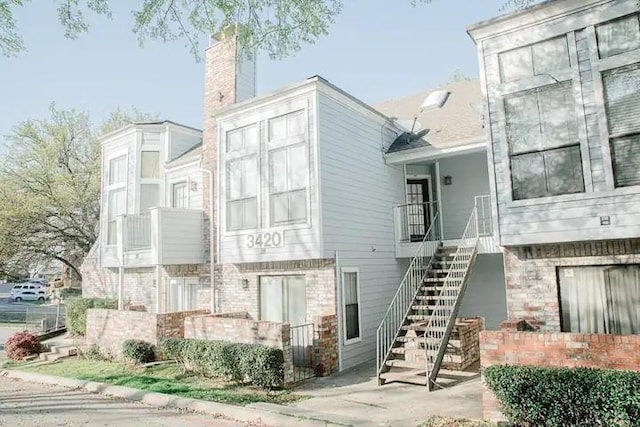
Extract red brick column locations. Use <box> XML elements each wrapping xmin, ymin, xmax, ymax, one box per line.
<box><xmin>313</xmin><ymin>314</ymin><xmax>338</xmax><ymax>376</ymax></box>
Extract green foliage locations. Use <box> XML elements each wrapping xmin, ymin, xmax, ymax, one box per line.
<box><xmin>484</xmin><ymin>365</ymin><xmax>640</xmax><ymax>427</ymax></box>
<box><xmin>83</xmin><ymin>344</ymin><xmax>106</xmax><ymax>361</ymax></box>
<box><xmin>0</xmin><ymin>105</ymin><xmax>157</xmax><ymax>279</ymax></box>
<box><xmin>5</xmin><ymin>331</ymin><xmax>41</xmax><ymax>360</ymax></box>
<box><xmin>121</xmin><ymin>339</ymin><xmax>155</xmax><ymax>364</ymax></box>
<box><xmin>65</xmin><ymin>297</ymin><xmax>116</xmax><ymax>336</ymax></box>
<box><xmin>159</xmin><ymin>338</ymin><xmax>284</xmax><ymax>390</ymax></box>
<box><xmin>59</xmin><ymin>288</ymin><xmax>82</xmax><ymax>299</ymax></box>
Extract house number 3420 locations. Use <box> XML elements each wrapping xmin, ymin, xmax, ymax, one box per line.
<box><xmin>246</xmin><ymin>232</ymin><xmax>283</xmax><ymax>248</ymax></box>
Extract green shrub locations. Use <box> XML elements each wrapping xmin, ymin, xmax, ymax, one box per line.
<box><xmin>484</xmin><ymin>365</ymin><xmax>640</xmax><ymax>427</ymax></box>
<box><xmin>158</xmin><ymin>338</ymin><xmax>284</xmax><ymax>389</ymax></box>
<box><xmin>59</xmin><ymin>288</ymin><xmax>82</xmax><ymax>299</ymax></box>
<box><xmin>65</xmin><ymin>297</ymin><xmax>116</xmax><ymax>336</ymax></box>
<box><xmin>83</xmin><ymin>344</ymin><xmax>106</xmax><ymax>361</ymax></box>
<box><xmin>122</xmin><ymin>339</ymin><xmax>155</xmax><ymax>364</ymax></box>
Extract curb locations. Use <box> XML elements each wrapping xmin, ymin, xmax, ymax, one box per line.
<box><xmin>0</xmin><ymin>369</ymin><xmax>354</xmax><ymax>426</ymax></box>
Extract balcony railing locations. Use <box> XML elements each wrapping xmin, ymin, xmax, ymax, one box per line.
<box><xmin>474</xmin><ymin>195</ymin><xmax>493</xmax><ymax>237</ymax></box>
<box><xmin>125</xmin><ymin>214</ymin><xmax>151</xmax><ymax>250</ymax></box>
<box><xmin>393</xmin><ymin>201</ymin><xmax>439</xmax><ymax>243</ymax></box>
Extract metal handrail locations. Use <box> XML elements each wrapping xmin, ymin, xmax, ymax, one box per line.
<box><xmin>377</xmin><ymin>212</ymin><xmax>442</xmax><ymax>379</ymax></box>
<box><xmin>424</xmin><ymin>206</ymin><xmax>480</xmax><ymax>390</ymax></box>
<box><xmin>393</xmin><ymin>201</ymin><xmax>439</xmax><ymax>243</ymax></box>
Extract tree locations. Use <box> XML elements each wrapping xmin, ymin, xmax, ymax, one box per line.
<box><xmin>1</xmin><ymin>1</ymin><xmax>542</xmax><ymax>60</ymax></box>
<box><xmin>0</xmin><ymin>104</ymin><xmax>155</xmax><ymax>279</ymax></box>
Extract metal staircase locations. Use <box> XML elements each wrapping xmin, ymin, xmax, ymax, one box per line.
<box><xmin>377</xmin><ymin>205</ymin><xmax>480</xmax><ymax>389</ymax></box>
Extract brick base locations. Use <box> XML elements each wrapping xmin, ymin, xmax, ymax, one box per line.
<box><xmin>480</xmin><ymin>329</ymin><xmax>640</xmax><ymax>422</ymax></box>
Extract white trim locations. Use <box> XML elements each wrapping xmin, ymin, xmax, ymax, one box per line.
<box><xmin>314</xmin><ymin>92</ymin><xmax>324</xmax><ymax>258</ymax></box>
<box><xmin>385</xmin><ymin>140</ymin><xmax>486</xmax><ymax>165</ymax></box>
<box><xmin>435</xmin><ymin>161</ymin><xmax>445</xmax><ymax>239</ymax></box>
<box><xmin>341</xmin><ymin>267</ymin><xmax>362</xmax><ymax>346</ymax></box>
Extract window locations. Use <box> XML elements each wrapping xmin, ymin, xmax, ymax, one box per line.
<box><xmin>268</xmin><ymin>110</ymin><xmax>305</xmax><ymax>140</ymax></box>
<box><xmin>269</xmin><ymin>144</ymin><xmax>308</xmax><ymax>225</ymax></box>
<box><xmin>342</xmin><ymin>269</ymin><xmax>361</xmax><ymax>342</ymax></box>
<box><xmin>499</xmin><ymin>37</ymin><xmax>570</xmax><ymax>83</ymax></box>
<box><xmin>505</xmin><ymin>82</ymin><xmax>584</xmax><ymax>200</ymax></box>
<box><xmin>172</xmin><ymin>181</ymin><xmax>188</xmax><ymax>209</ymax></box>
<box><xmin>227</xmin><ymin>124</ymin><xmax>258</xmax><ymax>153</ymax></box>
<box><xmin>169</xmin><ymin>278</ymin><xmax>199</xmax><ymax>312</ymax></box>
<box><xmin>259</xmin><ymin>276</ymin><xmax>306</xmax><ymax>326</ymax></box>
<box><xmin>109</xmin><ymin>155</ymin><xmax>126</xmax><ymax>185</ymax></box>
<box><xmin>141</xmin><ymin>151</ymin><xmax>160</xmax><ymax>179</ymax></box>
<box><xmin>226</xmin><ymin>156</ymin><xmax>258</xmax><ymax>230</ymax></box>
<box><xmin>107</xmin><ymin>188</ymin><xmax>125</xmax><ymax>244</ymax></box>
<box><xmin>596</xmin><ymin>14</ymin><xmax>640</xmax><ymax>58</ymax></box>
<box><xmin>602</xmin><ymin>64</ymin><xmax>640</xmax><ymax>187</ymax></box>
<box><xmin>140</xmin><ymin>183</ymin><xmax>159</xmax><ymax>211</ymax></box>
<box><xmin>559</xmin><ymin>266</ymin><xmax>640</xmax><ymax>334</ymax></box>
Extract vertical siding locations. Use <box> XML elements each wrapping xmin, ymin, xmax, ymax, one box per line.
<box><xmin>439</xmin><ymin>152</ymin><xmax>491</xmax><ymax>240</ymax></box>
<box><xmin>318</xmin><ymin>91</ymin><xmax>409</xmax><ymax>369</ymax></box>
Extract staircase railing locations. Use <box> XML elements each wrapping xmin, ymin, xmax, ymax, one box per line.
<box><xmin>424</xmin><ymin>206</ymin><xmax>480</xmax><ymax>390</ymax></box>
<box><xmin>377</xmin><ymin>212</ymin><xmax>442</xmax><ymax>381</ymax></box>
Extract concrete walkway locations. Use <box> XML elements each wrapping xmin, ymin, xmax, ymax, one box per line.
<box><xmin>287</xmin><ymin>360</ymin><xmax>483</xmax><ymax>426</ymax></box>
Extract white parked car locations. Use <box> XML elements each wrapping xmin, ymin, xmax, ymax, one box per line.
<box><xmin>10</xmin><ymin>289</ymin><xmax>47</xmax><ymax>302</ymax></box>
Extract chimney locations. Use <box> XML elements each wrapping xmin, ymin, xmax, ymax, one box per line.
<box><xmin>202</xmin><ymin>25</ymin><xmax>256</xmax><ymax>285</ymax></box>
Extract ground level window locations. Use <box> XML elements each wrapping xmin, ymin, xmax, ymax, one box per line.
<box><xmin>259</xmin><ymin>276</ymin><xmax>306</xmax><ymax>326</ymax></box>
<box><xmin>558</xmin><ymin>265</ymin><xmax>640</xmax><ymax>334</ymax></box>
<box><xmin>342</xmin><ymin>268</ymin><xmax>361</xmax><ymax>343</ymax></box>
<box><xmin>168</xmin><ymin>278</ymin><xmax>199</xmax><ymax>312</ymax></box>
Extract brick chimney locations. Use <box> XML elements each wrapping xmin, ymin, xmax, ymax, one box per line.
<box><xmin>202</xmin><ymin>26</ymin><xmax>256</xmax><ymax>309</ymax></box>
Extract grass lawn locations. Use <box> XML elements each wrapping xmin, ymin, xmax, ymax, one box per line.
<box><xmin>19</xmin><ymin>358</ymin><xmax>306</xmax><ymax>406</ymax></box>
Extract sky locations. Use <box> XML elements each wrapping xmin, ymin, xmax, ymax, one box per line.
<box><xmin>0</xmin><ymin>0</ymin><xmax>513</xmax><ymax>139</ymax></box>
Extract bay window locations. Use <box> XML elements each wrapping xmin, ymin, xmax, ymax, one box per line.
<box><xmin>140</xmin><ymin>151</ymin><xmax>160</xmax><ymax>212</ymax></box>
<box><xmin>505</xmin><ymin>82</ymin><xmax>584</xmax><ymax>200</ymax></box>
<box><xmin>106</xmin><ymin>155</ymin><xmax>126</xmax><ymax>245</ymax></box>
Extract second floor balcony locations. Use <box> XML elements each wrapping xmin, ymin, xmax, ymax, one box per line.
<box><xmin>102</xmin><ymin>207</ymin><xmax>204</xmax><ymax>268</ymax></box>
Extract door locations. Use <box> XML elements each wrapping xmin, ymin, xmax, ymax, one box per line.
<box><xmin>259</xmin><ymin>276</ymin><xmax>307</xmax><ymax>326</ymax></box>
<box><xmin>406</xmin><ymin>179</ymin><xmax>432</xmax><ymax>241</ymax></box>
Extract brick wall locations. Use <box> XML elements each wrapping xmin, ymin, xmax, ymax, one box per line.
<box><xmin>217</xmin><ymin>259</ymin><xmax>336</xmax><ymax>321</ymax></box>
<box><xmin>81</xmin><ymin>260</ymin><xmax>118</xmax><ymax>301</ymax></box>
<box><xmin>480</xmin><ymin>330</ymin><xmax>640</xmax><ymax>422</ymax></box>
<box><xmin>504</xmin><ymin>239</ymin><xmax>640</xmax><ymax>330</ymax></box>
<box><xmin>86</xmin><ymin>308</ymin><xmax>209</xmax><ymax>358</ymax></box>
<box><xmin>443</xmin><ymin>317</ymin><xmax>483</xmax><ymax>371</ymax></box>
<box><xmin>313</xmin><ymin>314</ymin><xmax>338</xmax><ymax>376</ymax></box>
<box><xmin>184</xmin><ymin>312</ymin><xmax>295</xmax><ymax>384</ymax></box>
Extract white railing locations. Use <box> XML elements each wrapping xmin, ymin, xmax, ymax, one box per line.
<box><xmin>474</xmin><ymin>195</ymin><xmax>493</xmax><ymax>237</ymax></box>
<box><xmin>393</xmin><ymin>201</ymin><xmax>439</xmax><ymax>243</ymax></box>
<box><xmin>424</xmin><ymin>206</ymin><xmax>480</xmax><ymax>390</ymax></box>
<box><xmin>125</xmin><ymin>214</ymin><xmax>151</xmax><ymax>250</ymax></box>
<box><xmin>377</xmin><ymin>212</ymin><xmax>442</xmax><ymax>379</ymax></box>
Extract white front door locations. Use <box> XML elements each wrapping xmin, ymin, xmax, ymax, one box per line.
<box><xmin>259</xmin><ymin>276</ymin><xmax>307</xmax><ymax>326</ymax></box>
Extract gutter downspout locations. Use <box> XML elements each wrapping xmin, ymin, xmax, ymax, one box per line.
<box><xmin>200</xmin><ymin>167</ymin><xmax>216</xmax><ymax>313</ymax></box>
<box><xmin>335</xmin><ymin>250</ymin><xmax>343</xmax><ymax>372</ymax></box>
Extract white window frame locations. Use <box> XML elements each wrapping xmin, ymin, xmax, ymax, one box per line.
<box><xmin>170</xmin><ymin>180</ymin><xmax>189</xmax><ymax>209</ymax></box>
<box><xmin>341</xmin><ymin>267</ymin><xmax>362</xmax><ymax>345</ymax></box>
<box><xmin>168</xmin><ymin>277</ymin><xmax>199</xmax><ymax>313</ymax></box>
<box><xmin>492</xmin><ymin>31</ymin><xmax>593</xmax><ymax>206</ymax></box>
<box><xmin>138</xmin><ymin>149</ymin><xmax>161</xmax><ymax>213</ymax></box>
<box><xmin>105</xmin><ymin>154</ymin><xmax>127</xmax><ymax>247</ymax></box>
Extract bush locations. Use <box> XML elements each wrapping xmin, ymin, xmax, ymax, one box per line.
<box><xmin>484</xmin><ymin>365</ymin><xmax>640</xmax><ymax>427</ymax></box>
<box><xmin>83</xmin><ymin>344</ymin><xmax>106</xmax><ymax>361</ymax></box>
<box><xmin>59</xmin><ymin>288</ymin><xmax>82</xmax><ymax>299</ymax></box>
<box><xmin>65</xmin><ymin>297</ymin><xmax>116</xmax><ymax>336</ymax></box>
<box><xmin>158</xmin><ymin>338</ymin><xmax>284</xmax><ymax>389</ymax></box>
<box><xmin>122</xmin><ymin>339</ymin><xmax>155</xmax><ymax>364</ymax></box>
<box><xmin>5</xmin><ymin>331</ymin><xmax>42</xmax><ymax>360</ymax></box>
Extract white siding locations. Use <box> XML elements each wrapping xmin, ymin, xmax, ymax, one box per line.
<box><xmin>218</xmin><ymin>90</ymin><xmax>322</xmax><ymax>263</ymax></box>
<box><xmin>439</xmin><ymin>152</ymin><xmax>491</xmax><ymax>240</ymax></box>
<box><xmin>159</xmin><ymin>208</ymin><xmax>204</xmax><ymax>264</ymax></box>
<box><xmin>476</xmin><ymin>0</ymin><xmax>640</xmax><ymax>247</ymax></box>
<box><xmin>168</xmin><ymin>130</ymin><xmax>200</xmax><ymax>162</ymax></box>
<box><xmin>165</xmin><ymin>162</ymin><xmax>204</xmax><ymax>210</ymax></box>
<box><xmin>317</xmin><ymin>91</ymin><xmax>409</xmax><ymax>369</ymax></box>
<box><xmin>457</xmin><ymin>254</ymin><xmax>507</xmax><ymax>330</ymax></box>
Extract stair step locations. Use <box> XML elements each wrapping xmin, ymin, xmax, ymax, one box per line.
<box><xmin>401</xmin><ymin>324</ymin><xmax>449</xmax><ymax>332</ymax></box>
<box><xmin>379</xmin><ymin>369</ymin><xmax>428</xmax><ymax>386</ymax></box>
<box><xmin>429</xmin><ymin>269</ymin><xmax>466</xmax><ymax>274</ymax></box>
<box><xmin>386</xmin><ymin>359</ymin><xmax>425</xmax><ymax>369</ymax></box>
<box><xmin>407</xmin><ymin>315</ymin><xmax>448</xmax><ymax>321</ymax></box>
<box><xmin>411</xmin><ymin>305</ymin><xmax>437</xmax><ymax>311</ymax></box>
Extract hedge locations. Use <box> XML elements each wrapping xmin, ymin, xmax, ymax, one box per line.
<box><xmin>484</xmin><ymin>365</ymin><xmax>640</xmax><ymax>427</ymax></box>
<box><xmin>159</xmin><ymin>338</ymin><xmax>284</xmax><ymax>390</ymax></box>
<box><xmin>65</xmin><ymin>297</ymin><xmax>117</xmax><ymax>336</ymax></box>
<box><xmin>122</xmin><ymin>339</ymin><xmax>155</xmax><ymax>364</ymax></box>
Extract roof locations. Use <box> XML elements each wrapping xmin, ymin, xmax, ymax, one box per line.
<box><xmin>373</xmin><ymin>79</ymin><xmax>485</xmax><ymax>153</ymax></box>
<box><xmin>100</xmin><ymin>120</ymin><xmax>202</xmax><ymax>142</ymax></box>
<box><xmin>166</xmin><ymin>143</ymin><xmax>203</xmax><ymax>168</ymax></box>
